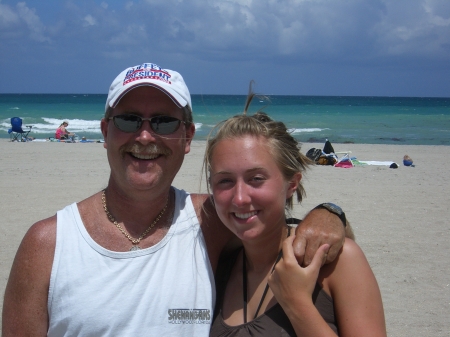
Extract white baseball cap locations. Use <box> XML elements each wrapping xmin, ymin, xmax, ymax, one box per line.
<box><xmin>105</xmin><ymin>63</ymin><xmax>191</xmax><ymax>113</ymax></box>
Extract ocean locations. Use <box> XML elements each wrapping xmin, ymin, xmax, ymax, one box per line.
<box><xmin>1</xmin><ymin>94</ymin><xmax>449</xmax><ymax>145</ymax></box>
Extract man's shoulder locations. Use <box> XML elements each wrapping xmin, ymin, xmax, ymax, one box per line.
<box><xmin>25</xmin><ymin>196</ymin><xmax>84</xmax><ymax>248</ymax></box>
<box><xmin>24</xmin><ymin>215</ymin><xmax>57</xmax><ymax>248</ymax></box>
<box><xmin>187</xmin><ymin>193</ymin><xmax>234</xmax><ymax>269</ymax></box>
<box><xmin>188</xmin><ymin>193</ymin><xmax>218</xmax><ymax>226</ymax></box>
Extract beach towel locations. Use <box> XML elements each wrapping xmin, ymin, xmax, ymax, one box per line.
<box><xmin>334</xmin><ymin>160</ymin><xmax>353</xmax><ymax>168</ymax></box>
<box><xmin>350</xmin><ymin>159</ymin><xmax>367</xmax><ymax>166</ymax></box>
<box><xmin>359</xmin><ymin>161</ymin><xmax>396</xmax><ymax>166</ymax></box>
<box><xmin>359</xmin><ymin>161</ymin><xmax>399</xmax><ymax>168</ymax></box>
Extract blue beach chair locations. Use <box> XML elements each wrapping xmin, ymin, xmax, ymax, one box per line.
<box><xmin>8</xmin><ymin>117</ymin><xmax>33</xmax><ymax>142</ymax></box>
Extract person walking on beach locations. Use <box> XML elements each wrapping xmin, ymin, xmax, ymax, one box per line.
<box><xmin>55</xmin><ymin>121</ymin><xmax>75</xmax><ymax>140</ymax></box>
<box><xmin>206</xmin><ymin>91</ymin><xmax>386</xmax><ymax>336</ymax></box>
<box><xmin>2</xmin><ymin>62</ymin><xmax>348</xmax><ymax>336</ymax></box>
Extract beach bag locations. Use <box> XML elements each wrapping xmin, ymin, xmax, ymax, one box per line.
<box><xmin>317</xmin><ymin>155</ymin><xmax>337</xmax><ymax>166</ymax></box>
<box><xmin>306</xmin><ymin>148</ymin><xmax>337</xmax><ymax>166</ymax></box>
<box><xmin>306</xmin><ymin>148</ymin><xmax>323</xmax><ymax>162</ymax></box>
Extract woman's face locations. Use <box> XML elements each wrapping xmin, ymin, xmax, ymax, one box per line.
<box><xmin>209</xmin><ymin>135</ymin><xmax>299</xmax><ymax>242</ymax></box>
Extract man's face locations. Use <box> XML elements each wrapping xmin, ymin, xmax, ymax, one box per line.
<box><xmin>101</xmin><ymin>86</ymin><xmax>195</xmax><ymax>194</ymax></box>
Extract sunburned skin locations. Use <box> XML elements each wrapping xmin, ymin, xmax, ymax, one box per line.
<box><xmin>210</xmin><ymin>135</ymin><xmax>292</xmax><ymax>243</ymax></box>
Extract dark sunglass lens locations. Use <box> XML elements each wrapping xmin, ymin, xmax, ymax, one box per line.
<box><xmin>150</xmin><ymin>116</ymin><xmax>181</xmax><ymax>135</ymax></box>
<box><xmin>114</xmin><ymin>115</ymin><xmax>141</xmax><ymax>133</ymax></box>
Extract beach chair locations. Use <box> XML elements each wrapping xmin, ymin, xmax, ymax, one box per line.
<box><xmin>334</xmin><ymin>151</ymin><xmax>354</xmax><ymax>167</ymax></box>
<box><xmin>8</xmin><ymin>117</ymin><xmax>33</xmax><ymax>142</ymax></box>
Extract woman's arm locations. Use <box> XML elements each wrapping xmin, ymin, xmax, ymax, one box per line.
<box><xmin>269</xmin><ymin>237</ymin><xmax>386</xmax><ymax>337</ymax></box>
<box><xmin>322</xmin><ymin>239</ymin><xmax>386</xmax><ymax>337</ymax></box>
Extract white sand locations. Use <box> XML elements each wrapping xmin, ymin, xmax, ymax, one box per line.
<box><xmin>1</xmin><ymin>139</ymin><xmax>449</xmax><ymax>336</ymax></box>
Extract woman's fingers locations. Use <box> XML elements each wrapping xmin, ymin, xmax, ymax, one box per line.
<box><xmin>282</xmin><ymin>235</ymin><xmax>330</xmax><ymax>269</ymax></box>
<box><xmin>310</xmin><ymin>243</ymin><xmax>330</xmax><ymax>270</ymax></box>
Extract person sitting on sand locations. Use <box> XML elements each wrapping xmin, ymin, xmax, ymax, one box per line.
<box><xmin>55</xmin><ymin>121</ymin><xmax>75</xmax><ymax>140</ymax></box>
<box><xmin>205</xmin><ymin>89</ymin><xmax>386</xmax><ymax>336</ymax></box>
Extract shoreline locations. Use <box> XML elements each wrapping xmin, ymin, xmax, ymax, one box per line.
<box><xmin>0</xmin><ymin>139</ymin><xmax>449</xmax><ymax>335</ymax></box>
<box><xmin>2</xmin><ymin>136</ymin><xmax>450</xmax><ymax>147</ymax></box>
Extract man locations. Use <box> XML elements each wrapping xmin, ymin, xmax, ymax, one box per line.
<box><xmin>2</xmin><ymin>62</ymin><xmax>348</xmax><ymax>336</ymax></box>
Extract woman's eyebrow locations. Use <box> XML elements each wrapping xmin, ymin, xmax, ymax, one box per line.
<box><xmin>212</xmin><ymin>167</ymin><xmax>265</xmax><ymax>176</ymax></box>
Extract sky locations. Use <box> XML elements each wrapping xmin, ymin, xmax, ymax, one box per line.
<box><xmin>0</xmin><ymin>0</ymin><xmax>449</xmax><ymax>97</ymax></box>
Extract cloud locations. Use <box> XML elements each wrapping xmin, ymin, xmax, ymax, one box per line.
<box><xmin>372</xmin><ymin>0</ymin><xmax>450</xmax><ymax>58</ymax></box>
<box><xmin>16</xmin><ymin>2</ymin><xmax>51</xmax><ymax>42</ymax></box>
<box><xmin>0</xmin><ymin>0</ymin><xmax>449</xmax><ymax>95</ymax></box>
<box><xmin>0</xmin><ymin>3</ymin><xmax>20</xmax><ymax>28</ymax></box>
<box><xmin>2</xmin><ymin>0</ymin><xmax>449</xmax><ymax>63</ymax></box>
<box><xmin>83</xmin><ymin>14</ymin><xmax>97</xmax><ymax>27</ymax></box>
<box><xmin>107</xmin><ymin>0</ymin><xmax>448</xmax><ymax>65</ymax></box>
<box><xmin>108</xmin><ymin>24</ymin><xmax>147</xmax><ymax>45</ymax></box>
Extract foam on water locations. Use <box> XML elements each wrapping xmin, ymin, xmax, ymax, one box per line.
<box><xmin>1</xmin><ymin>94</ymin><xmax>449</xmax><ymax>144</ymax></box>
<box><xmin>0</xmin><ymin>118</ymin><xmax>102</xmax><ymax>135</ymax></box>
<box><xmin>1</xmin><ymin>118</ymin><xmax>200</xmax><ymax>136</ymax></box>
<box><xmin>40</xmin><ymin>118</ymin><xmax>102</xmax><ymax>134</ymax></box>
<box><xmin>289</xmin><ymin>128</ymin><xmax>329</xmax><ymax>133</ymax></box>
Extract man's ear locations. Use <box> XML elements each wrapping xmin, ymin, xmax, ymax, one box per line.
<box><xmin>286</xmin><ymin>172</ymin><xmax>302</xmax><ymax>199</ymax></box>
<box><xmin>184</xmin><ymin>122</ymin><xmax>196</xmax><ymax>154</ymax></box>
<box><xmin>100</xmin><ymin>118</ymin><xmax>108</xmax><ymax>149</ymax></box>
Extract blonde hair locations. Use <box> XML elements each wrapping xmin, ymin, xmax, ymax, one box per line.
<box><xmin>203</xmin><ymin>84</ymin><xmax>312</xmax><ymax>209</ymax></box>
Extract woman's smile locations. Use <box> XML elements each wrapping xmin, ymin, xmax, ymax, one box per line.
<box><xmin>210</xmin><ymin>135</ymin><xmax>295</xmax><ymax>241</ymax></box>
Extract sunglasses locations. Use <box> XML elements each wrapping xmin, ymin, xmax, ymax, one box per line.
<box><xmin>109</xmin><ymin>114</ymin><xmax>185</xmax><ymax>135</ymax></box>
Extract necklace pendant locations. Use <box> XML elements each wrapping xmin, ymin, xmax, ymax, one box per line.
<box><xmin>130</xmin><ymin>245</ymin><xmax>141</xmax><ymax>251</ymax></box>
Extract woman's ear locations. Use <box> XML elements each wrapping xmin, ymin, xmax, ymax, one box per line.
<box><xmin>286</xmin><ymin>172</ymin><xmax>302</xmax><ymax>199</ymax></box>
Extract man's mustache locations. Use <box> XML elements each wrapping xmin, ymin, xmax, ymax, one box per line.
<box><xmin>121</xmin><ymin>143</ymin><xmax>172</xmax><ymax>157</ymax></box>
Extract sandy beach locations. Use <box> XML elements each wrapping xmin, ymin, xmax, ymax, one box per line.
<box><xmin>0</xmin><ymin>139</ymin><xmax>449</xmax><ymax>336</ymax></box>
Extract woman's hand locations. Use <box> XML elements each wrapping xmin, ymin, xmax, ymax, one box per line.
<box><xmin>268</xmin><ymin>235</ymin><xmax>329</xmax><ymax>310</ymax></box>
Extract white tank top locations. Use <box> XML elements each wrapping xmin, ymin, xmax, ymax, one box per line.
<box><xmin>48</xmin><ymin>188</ymin><xmax>215</xmax><ymax>336</ymax></box>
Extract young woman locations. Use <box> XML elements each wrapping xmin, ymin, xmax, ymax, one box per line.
<box><xmin>55</xmin><ymin>121</ymin><xmax>75</xmax><ymax>140</ymax></box>
<box><xmin>204</xmin><ymin>92</ymin><xmax>386</xmax><ymax>336</ymax></box>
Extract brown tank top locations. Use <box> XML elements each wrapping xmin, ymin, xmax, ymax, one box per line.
<box><xmin>210</xmin><ymin>247</ymin><xmax>339</xmax><ymax>336</ymax></box>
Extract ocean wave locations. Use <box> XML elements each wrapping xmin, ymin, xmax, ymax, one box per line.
<box><xmin>288</xmin><ymin>128</ymin><xmax>329</xmax><ymax>133</ymax></box>
<box><xmin>39</xmin><ymin>118</ymin><xmax>102</xmax><ymax>133</ymax></box>
<box><xmin>0</xmin><ymin>118</ymin><xmax>102</xmax><ymax>134</ymax></box>
<box><xmin>0</xmin><ymin>118</ymin><xmax>203</xmax><ymax>135</ymax></box>
<box><xmin>1</xmin><ymin>94</ymin><xmax>448</xmax><ymax>145</ymax></box>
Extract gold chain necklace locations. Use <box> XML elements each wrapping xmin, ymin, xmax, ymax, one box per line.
<box><xmin>101</xmin><ymin>189</ymin><xmax>168</xmax><ymax>251</ymax></box>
